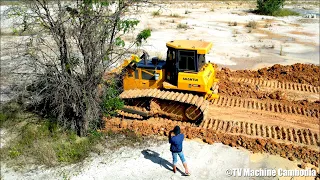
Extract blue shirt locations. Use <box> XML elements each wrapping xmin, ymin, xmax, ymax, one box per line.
<box><xmin>169</xmin><ymin>134</ymin><xmax>184</xmax><ymax>152</ymax></box>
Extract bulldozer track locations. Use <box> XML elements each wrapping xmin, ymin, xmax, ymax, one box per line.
<box><xmin>119</xmin><ymin>89</ymin><xmax>210</xmax><ymax>121</ymax></box>
<box><xmin>230</xmin><ymin>77</ymin><xmax>320</xmax><ymax>93</ymax></box>
<box><xmin>117</xmin><ymin>110</ymin><xmax>143</xmax><ymax>119</ymax></box>
<box><xmin>209</xmin><ymin>96</ymin><xmax>319</xmax><ymax>119</ymax></box>
<box><xmin>199</xmin><ymin>118</ymin><xmax>320</xmax><ymax>147</ymax></box>
<box><xmin>143</xmin><ymin>117</ymin><xmax>319</xmax><ymax>147</ymax></box>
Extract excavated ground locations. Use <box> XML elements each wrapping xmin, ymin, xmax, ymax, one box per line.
<box><xmin>218</xmin><ymin>63</ymin><xmax>320</xmax><ymax>87</ymax></box>
<box><xmin>105</xmin><ymin>63</ymin><xmax>320</xmax><ymax>167</ymax></box>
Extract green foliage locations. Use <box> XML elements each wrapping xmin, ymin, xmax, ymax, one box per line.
<box><xmin>83</xmin><ymin>0</ymin><xmax>113</xmax><ymax>6</ymax></box>
<box><xmin>102</xmin><ymin>81</ymin><xmax>124</xmax><ymax>118</ymax></box>
<box><xmin>119</xmin><ymin>19</ymin><xmax>140</xmax><ymax>33</ymax></box>
<box><xmin>55</xmin><ymin>138</ymin><xmax>91</xmax><ymax>163</ymax></box>
<box><xmin>12</xmin><ymin>28</ymin><xmax>18</xmax><ymax>35</ymax></box>
<box><xmin>9</xmin><ymin>148</ymin><xmax>21</xmax><ymax>158</ymax></box>
<box><xmin>136</xmin><ymin>29</ymin><xmax>151</xmax><ymax>46</ymax></box>
<box><xmin>115</xmin><ymin>37</ymin><xmax>125</xmax><ymax>47</ymax></box>
<box><xmin>257</xmin><ymin>0</ymin><xmax>285</xmax><ymax>15</ymax></box>
<box><xmin>272</xmin><ymin>9</ymin><xmax>299</xmax><ymax>16</ymax></box>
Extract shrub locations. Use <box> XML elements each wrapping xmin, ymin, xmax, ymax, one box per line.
<box><xmin>152</xmin><ymin>11</ymin><xmax>160</xmax><ymax>16</ymax></box>
<box><xmin>102</xmin><ymin>81</ymin><xmax>124</xmax><ymax>118</ymax></box>
<box><xmin>228</xmin><ymin>21</ymin><xmax>237</xmax><ymax>26</ymax></box>
<box><xmin>246</xmin><ymin>21</ymin><xmax>257</xmax><ymax>29</ymax></box>
<box><xmin>257</xmin><ymin>0</ymin><xmax>285</xmax><ymax>15</ymax></box>
<box><xmin>177</xmin><ymin>23</ymin><xmax>188</xmax><ymax>29</ymax></box>
<box><xmin>170</xmin><ymin>13</ymin><xmax>180</xmax><ymax>17</ymax></box>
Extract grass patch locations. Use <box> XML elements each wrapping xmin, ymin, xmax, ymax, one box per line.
<box><xmin>0</xmin><ymin>1</ymin><xmax>20</xmax><ymax>6</ymax></box>
<box><xmin>1</xmin><ymin>115</ymin><xmax>104</xmax><ymax>167</ymax></box>
<box><xmin>272</xmin><ymin>9</ymin><xmax>299</xmax><ymax>17</ymax></box>
<box><xmin>177</xmin><ymin>23</ymin><xmax>189</xmax><ymax>29</ymax></box>
<box><xmin>0</xmin><ymin>102</ymin><xmax>21</xmax><ymax>128</ymax></box>
<box><xmin>151</xmin><ymin>11</ymin><xmax>161</xmax><ymax>16</ymax></box>
<box><xmin>0</xmin><ymin>102</ymin><xmax>153</xmax><ymax>168</ymax></box>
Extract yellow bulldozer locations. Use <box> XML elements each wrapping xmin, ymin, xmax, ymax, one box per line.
<box><xmin>114</xmin><ymin>40</ymin><xmax>219</xmax><ymax>124</ymax></box>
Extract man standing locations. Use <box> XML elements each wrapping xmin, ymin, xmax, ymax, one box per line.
<box><xmin>169</xmin><ymin>126</ymin><xmax>190</xmax><ymax>176</ymax></box>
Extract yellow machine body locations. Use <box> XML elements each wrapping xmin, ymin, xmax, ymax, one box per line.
<box><xmin>122</xmin><ymin>40</ymin><xmax>219</xmax><ymax>100</ymax></box>
<box><xmin>123</xmin><ymin>68</ymin><xmax>164</xmax><ymax>90</ymax></box>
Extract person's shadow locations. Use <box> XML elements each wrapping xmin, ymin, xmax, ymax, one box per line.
<box><xmin>141</xmin><ymin>149</ymin><xmax>184</xmax><ymax>175</ymax></box>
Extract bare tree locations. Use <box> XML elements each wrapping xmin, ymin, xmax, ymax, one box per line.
<box><xmin>6</xmin><ymin>0</ymin><xmax>150</xmax><ymax>136</ymax></box>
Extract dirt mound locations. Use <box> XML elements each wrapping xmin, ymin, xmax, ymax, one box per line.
<box><xmin>218</xmin><ymin>80</ymin><xmax>287</xmax><ymax>100</ymax></box>
<box><xmin>218</xmin><ymin>63</ymin><xmax>320</xmax><ymax>86</ymax></box>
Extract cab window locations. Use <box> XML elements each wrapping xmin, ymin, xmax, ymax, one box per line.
<box><xmin>142</xmin><ymin>69</ymin><xmax>155</xmax><ymax>80</ymax></box>
<box><xmin>178</xmin><ymin>50</ymin><xmax>196</xmax><ymax>72</ymax></box>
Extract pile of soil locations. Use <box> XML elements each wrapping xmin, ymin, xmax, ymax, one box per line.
<box><xmin>218</xmin><ymin>80</ymin><xmax>287</xmax><ymax>100</ymax></box>
<box><xmin>217</xmin><ymin>63</ymin><xmax>320</xmax><ymax>86</ymax></box>
<box><xmin>218</xmin><ymin>80</ymin><xmax>320</xmax><ymax>110</ymax></box>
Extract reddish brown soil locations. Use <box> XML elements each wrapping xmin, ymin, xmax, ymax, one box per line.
<box><xmin>216</xmin><ymin>63</ymin><xmax>320</xmax><ymax>109</ymax></box>
<box><xmin>217</xmin><ymin>63</ymin><xmax>320</xmax><ymax>86</ymax></box>
<box><xmin>218</xmin><ymin>80</ymin><xmax>287</xmax><ymax>100</ymax></box>
<box><xmin>218</xmin><ymin>80</ymin><xmax>320</xmax><ymax>110</ymax></box>
<box><xmin>105</xmin><ymin>118</ymin><xmax>320</xmax><ymax>167</ymax></box>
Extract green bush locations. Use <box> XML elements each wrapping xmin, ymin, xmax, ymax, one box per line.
<box><xmin>102</xmin><ymin>81</ymin><xmax>124</xmax><ymax>118</ymax></box>
<box><xmin>272</xmin><ymin>9</ymin><xmax>299</xmax><ymax>16</ymax></box>
<box><xmin>136</xmin><ymin>29</ymin><xmax>151</xmax><ymax>46</ymax></box>
<box><xmin>257</xmin><ymin>0</ymin><xmax>285</xmax><ymax>15</ymax></box>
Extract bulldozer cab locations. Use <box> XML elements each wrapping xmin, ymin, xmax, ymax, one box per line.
<box><xmin>165</xmin><ymin>40</ymin><xmax>212</xmax><ymax>85</ymax></box>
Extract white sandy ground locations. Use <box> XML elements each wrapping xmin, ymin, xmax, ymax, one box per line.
<box><xmin>123</xmin><ymin>4</ymin><xmax>319</xmax><ymax>70</ymax></box>
<box><xmin>1</xmin><ymin>138</ymin><xmax>317</xmax><ymax>180</ymax></box>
